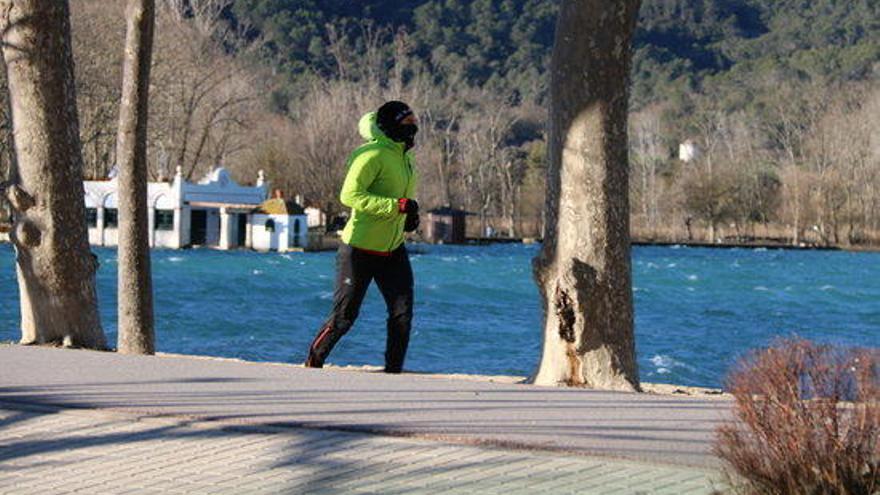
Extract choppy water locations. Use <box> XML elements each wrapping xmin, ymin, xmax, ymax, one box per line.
<box><xmin>1</xmin><ymin>243</ymin><xmax>877</xmax><ymax>387</ymax></box>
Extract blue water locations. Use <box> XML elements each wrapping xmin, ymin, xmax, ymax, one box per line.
<box><xmin>1</xmin><ymin>243</ymin><xmax>877</xmax><ymax>387</ymax></box>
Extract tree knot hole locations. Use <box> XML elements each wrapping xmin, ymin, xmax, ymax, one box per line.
<box><xmin>554</xmin><ymin>286</ymin><xmax>576</xmax><ymax>344</ymax></box>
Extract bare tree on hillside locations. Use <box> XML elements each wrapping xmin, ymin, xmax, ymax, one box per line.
<box><xmin>457</xmin><ymin>95</ymin><xmax>518</xmax><ymax>236</ymax></box>
<box><xmin>532</xmin><ymin>0</ymin><xmax>641</xmax><ymax>391</ymax></box>
<box><xmin>763</xmin><ymin>80</ymin><xmax>829</xmax><ymax>245</ymax></box>
<box><xmin>70</xmin><ymin>1</ymin><xmax>125</xmax><ymax>180</ymax></box>
<box><xmin>149</xmin><ymin>4</ymin><xmax>261</xmax><ymax>181</ymax></box>
<box><xmin>288</xmin><ymin>81</ymin><xmax>369</xmax><ymax>220</ymax></box>
<box><xmin>0</xmin><ymin>0</ymin><xmax>105</xmax><ymax>348</ymax></box>
<box><xmin>630</xmin><ymin>105</ymin><xmax>667</xmax><ymax>237</ymax></box>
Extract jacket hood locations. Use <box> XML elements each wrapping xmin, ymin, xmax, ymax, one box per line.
<box><xmin>358</xmin><ymin>112</ymin><xmax>387</xmax><ymax>142</ymax></box>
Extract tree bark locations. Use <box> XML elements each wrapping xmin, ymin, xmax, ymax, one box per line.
<box><xmin>116</xmin><ymin>0</ymin><xmax>155</xmax><ymax>354</ymax></box>
<box><xmin>532</xmin><ymin>0</ymin><xmax>641</xmax><ymax>391</ymax></box>
<box><xmin>0</xmin><ymin>0</ymin><xmax>105</xmax><ymax>348</ymax></box>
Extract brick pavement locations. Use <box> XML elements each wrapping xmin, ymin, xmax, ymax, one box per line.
<box><xmin>0</xmin><ymin>404</ymin><xmax>726</xmax><ymax>494</ymax></box>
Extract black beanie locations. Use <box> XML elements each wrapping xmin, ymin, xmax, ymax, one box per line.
<box><xmin>376</xmin><ymin>101</ymin><xmax>413</xmax><ymax>133</ymax></box>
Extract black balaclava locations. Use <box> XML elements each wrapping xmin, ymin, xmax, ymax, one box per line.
<box><xmin>376</xmin><ymin>100</ymin><xmax>418</xmax><ymax>150</ymax></box>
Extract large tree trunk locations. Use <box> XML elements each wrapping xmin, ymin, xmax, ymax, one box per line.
<box><xmin>116</xmin><ymin>0</ymin><xmax>155</xmax><ymax>354</ymax></box>
<box><xmin>0</xmin><ymin>0</ymin><xmax>105</xmax><ymax>348</ymax></box>
<box><xmin>0</xmin><ymin>55</ymin><xmax>17</xmax><ymax>231</ymax></box>
<box><xmin>532</xmin><ymin>0</ymin><xmax>641</xmax><ymax>391</ymax></box>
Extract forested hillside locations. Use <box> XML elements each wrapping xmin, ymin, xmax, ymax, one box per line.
<box><xmin>230</xmin><ymin>0</ymin><xmax>878</xmax><ymax>107</ymax></box>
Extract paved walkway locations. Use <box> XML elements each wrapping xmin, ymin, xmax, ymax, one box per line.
<box><xmin>0</xmin><ymin>346</ymin><xmax>731</xmax><ymax>494</ymax></box>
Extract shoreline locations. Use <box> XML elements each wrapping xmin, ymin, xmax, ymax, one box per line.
<box><xmin>471</xmin><ymin>237</ymin><xmax>880</xmax><ymax>253</ymax></box>
<box><xmin>0</xmin><ymin>343</ymin><xmax>726</xmax><ymax>398</ymax></box>
<box><xmin>148</xmin><ymin>348</ymin><xmax>730</xmax><ymax>398</ymax></box>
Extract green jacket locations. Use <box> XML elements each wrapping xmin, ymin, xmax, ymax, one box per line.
<box><xmin>339</xmin><ymin>112</ymin><xmax>418</xmax><ymax>252</ymax></box>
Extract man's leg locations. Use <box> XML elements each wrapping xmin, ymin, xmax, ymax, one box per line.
<box><xmin>374</xmin><ymin>245</ymin><xmax>414</xmax><ymax>373</ymax></box>
<box><xmin>305</xmin><ymin>244</ymin><xmax>372</xmax><ymax>367</ymax></box>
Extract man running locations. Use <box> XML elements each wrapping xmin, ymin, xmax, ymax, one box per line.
<box><xmin>305</xmin><ymin>101</ymin><xmax>420</xmax><ymax>373</ymax></box>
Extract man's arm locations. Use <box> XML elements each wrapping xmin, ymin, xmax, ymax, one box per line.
<box><xmin>339</xmin><ymin>150</ymin><xmax>398</xmax><ymax>218</ymax></box>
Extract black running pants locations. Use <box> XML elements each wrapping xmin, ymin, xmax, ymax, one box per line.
<box><xmin>306</xmin><ymin>243</ymin><xmax>413</xmax><ymax>373</ymax></box>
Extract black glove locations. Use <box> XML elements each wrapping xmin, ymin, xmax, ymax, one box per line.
<box><xmin>404</xmin><ymin>211</ymin><xmax>420</xmax><ymax>232</ymax></box>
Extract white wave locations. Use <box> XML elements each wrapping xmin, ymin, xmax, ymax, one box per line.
<box><xmin>820</xmin><ymin>285</ymin><xmax>834</xmax><ymax>291</ymax></box>
<box><xmin>650</xmin><ymin>354</ymin><xmax>695</xmax><ymax>372</ymax></box>
<box><xmin>279</xmin><ymin>254</ymin><xmax>293</xmax><ymax>260</ymax></box>
<box><xmin>318</xmin><ymin>291</ymin><xmax>333</xmax><ymax>300</ymax></box>
<box><xmin>252</xmin><ymin>269</ymin><xmax>263</xmax><ymax>275</ymax></box>
<box><xmin>647</xmin><ymin>262</ymin><xmax>659</xmax><ymax>269</ymax></box>
<box><xmin>166</xmin><ymin>256</ymin><xmax>183</xmax><ymax>263</ymax></box>
<box><xmin>687</xmin><ymin>274</ymin><xmax>699</xmax><ymax>281</ymax></box>
<box><xmin>754</xmin><ymin>247</ymin><xmax>767</xmax><ymax>252</ymax></box>
<box><xmin>651</xmin><ymin>355</ymin><xmax>673</xmax><ymax>367</ymax></box>
<box><xmin>670</xmin><ymin>244</ymin><xmax>683</xmax><ymax>249</ymax></box>
<box><xmin>656</xmin><ymin>368</ymin><xmax>671</xmax><ymax>374</ymax></box>
<box><xmin>754</xmin><ymin>286</ymin><xmax>769</xmax><ymax>291</ymax></box>
<box><xmin>687</xmin><ymin>287</ymin><xmax>696</xmax><ymax>292</ymax></box>
<box><xmin>666</xmin><ymin>263</ymin><xmax>677</xmax><ymax>268</ymax></box>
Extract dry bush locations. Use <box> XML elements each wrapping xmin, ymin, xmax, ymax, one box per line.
<box><xmin>714</xmin><ymin>338</ymin><xmax>879</xmax><ymax>494</ymax></box>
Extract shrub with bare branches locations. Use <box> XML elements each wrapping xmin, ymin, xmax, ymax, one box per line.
<box><xmin>714</xmin><ymin>338</ymin><xmax>879</xmax><ymax>494</ymax></box>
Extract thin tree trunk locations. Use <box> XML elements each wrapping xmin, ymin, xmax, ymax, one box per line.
<box><xmin>117</xmin><ymin>0</ymin><xmax>155</xmax><ymax>354</ymax></box>
<box><xmin>532</xmin><ymin>0</ymin><xmax>641</xmax><ymax>391</ymax></box>
<box><xmin>0</xmin><ymin>0</ymin><xmax>105</xmax><ymax>348</ymax></box>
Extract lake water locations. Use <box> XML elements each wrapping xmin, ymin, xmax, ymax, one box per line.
<box><xmin>1</xmin><ymin>242</ymin><xmax>877</xmax><ymax>388</ymax></box>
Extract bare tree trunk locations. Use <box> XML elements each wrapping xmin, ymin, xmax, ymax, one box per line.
<box><xmin>0</xmin><ymin>0</ymin><xmax>105</xmax><ymax>348</ymax></box>
<box><xmin>116</xmin><ymin>0</ymin><xmax>155</xmax><ymax>354</ymax></box>
<box><xmin>532</xmin><ymin>0</ymin><xmax>641</xmax><ymax>391</ymax></box>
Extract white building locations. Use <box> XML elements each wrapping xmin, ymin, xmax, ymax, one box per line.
<box><xmin>678</xmin><ymin>139</ymin><xmax>701</xmax><ymax>163</ymax></box>
<box><xmin>250</xmin><ymin>195</ymin><xmax>309</xmax><ymax>252</ymax></box>
<box><xmin>83</xmin><ymin>166</ymin><xmax>307</xmax><ymax>251</ymax></box>
<box><xmin>305</xmin><ymin>206</ymin><xmax>326</xmax><ymax>228</ymax></box>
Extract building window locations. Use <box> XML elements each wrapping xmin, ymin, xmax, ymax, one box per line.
<box><xmin>155</xmin><ymin>209</ymin><xmax>174</xmax><ymax>231</ymax></box>
<box><xmin>86</xmin><ymin>208</ymin><xmax>97</xmax><ymax>228</ymax></box>
<box><xmin>104</xmin><ymin>208</ymin><xmax>118</xmax><ymax>228</ymax></box>
<box><xmin>265</xmin><ymin>219</ymin><xmax>275</xmax><ymax>232</ymax></box>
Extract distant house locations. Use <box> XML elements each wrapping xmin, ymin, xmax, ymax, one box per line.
<box><xmin>678</xmin><ymin>139</ymin><xmax>700</xmax><ymax>163</ymax></box>
<box><xmin>304</xmin><ymin>206</ymin><xmax>326</xmax><ymax>229</ymax></box>
<box><xmin>83</xmin><ymin>166</ymin><xmax>307</xmax><ymax>252</ymax></box>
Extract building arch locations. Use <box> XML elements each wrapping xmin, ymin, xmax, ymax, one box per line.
<box><xmin>152</xmin><ymin>193</ymin><xmax>174</xmax><ymax>210</ymax></box>
<box><xmin>102</xmin><ymin>192</ymin><xmax>118</xmax><ymax>209</ymax></box>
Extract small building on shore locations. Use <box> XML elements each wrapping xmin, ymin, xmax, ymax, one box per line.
<box><xmin>250</xmin><ymin>192</ymin><xmax>308</xmax><ymax>252</ymax></box>
<box><xmin>425</xmin><ymin>206</ymin><xmax>470</xmax><ymax>244</ymax></box>
<box><xmin>83</xmin><ymin>166</ymin><xmax>309</xmax><ymax>252</ymax></box>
